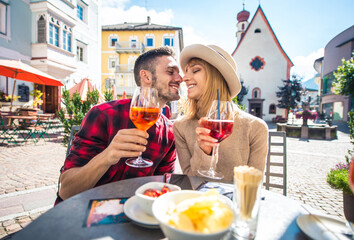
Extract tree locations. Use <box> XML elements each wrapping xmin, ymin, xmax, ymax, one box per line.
<box><xmin>276</xmin><ymin>75</ymin><xmax>302</xmax><ymax>116</ymax></box>
<box><xmin>333</xmin><ymin>52</ymin><xmax>354</xmax><ymax>96</ymax></box>
<box><xmin>103</xmin><ymin>87</ymin><xmax>114</xmax><ymax>102</ymax></box>
<box><xmin>57</xmin><ymin>86</ymin><xmax>99</xmax><ymax>145</ymax></box>
<box><xmin>236</xmin><ymin>81</ymin><xmax>249</xmax><ymax>104</ymax></box>
<box><xmin>232</xmin><ymin>96</ymin><xmax>246</xmax><ymax>111</ymax></box>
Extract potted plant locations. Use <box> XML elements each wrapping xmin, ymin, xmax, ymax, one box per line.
<box><xmin>327</xmin><ymin>111</ymin><xmax>354</xmax><ymax>222</ymax></box>
<box><xmin>30</xmin><ymin>89</ymin><xmax>43</xmax><ymax>109</ymax></box>
<box><xmin>327</xmin><ymin>161</ymin><xmax>353</xmax><ymax>222</ymax></box>
<box><xmin>295</xmin><ymin>109</ymin><xmax>318</xmax><ymax>126</ymax></box>
<box><xmin>0</xmin><ymin>89</ymin><xmax>8</xmax><ymax>102</ymax></box>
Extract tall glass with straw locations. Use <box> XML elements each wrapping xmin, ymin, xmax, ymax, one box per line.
<box><xmin>198</xmin><ymin>90</ymin><xmax>234</xmax><ymax>179</ymax></box>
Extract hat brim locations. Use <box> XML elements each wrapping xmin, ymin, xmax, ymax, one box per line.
<box><xmin>180</xmin><ymin>44</ymin><xmax>241</xmax><ymax>97</ymax></box>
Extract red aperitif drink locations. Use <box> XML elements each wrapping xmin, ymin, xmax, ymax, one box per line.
<box><xmin>130</xmin><ymin>107</ymin><xmax>159</xmax><ymax>131</ymax></box>
<box><xmin>201</xmin><ymin>119</ymin><xmax>234</xmax><ymax>142</ymax></box>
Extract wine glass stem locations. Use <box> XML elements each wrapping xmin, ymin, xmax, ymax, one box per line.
<box><xmin>136</xmin><ymin>154</ymin><xmax>144</xmax><ymax>164</ymax></box>
<box><xmin>208</xmin><ymin>145</ymin><xmax>219</xmax><ymax>177</ymax></box>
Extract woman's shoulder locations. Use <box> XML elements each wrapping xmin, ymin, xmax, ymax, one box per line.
<box><xmin>173</xmin><ymin>116</ymin><xmax>198</xmax><ymax>129</ymax></box>
<box><xmin>236</xmin><ymin>109</ymin><xmax>268</xmax><ymax>128</ymax></box>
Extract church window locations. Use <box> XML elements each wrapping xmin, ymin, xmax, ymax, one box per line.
<box><xmin>252</xmin><ymin>88</ymin><xmax>261</xmax><ymax>99</ymax></box>
<box><xmin>255</xmin><ymin>28</ymin><xmax>261</xmax><ymax>33</ymax></box>
<box><xmin>250</xmin><ymin>56</ymin><xmax>265</xmax><ymax>71</ymax></box>
<box><xmin>269</xmin><ymin>104</ymin><xmax>276</xmax><ymax>114</ymax></box>
<box><xmin>242</xmin><ymin>23</ymin><xmax>245</xmax><ymax>30</ymax></box>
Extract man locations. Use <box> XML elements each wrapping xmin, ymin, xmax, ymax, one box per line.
<box><xmin>56</xmin><ymin>47</ymin><xmax>182</xmax><ymax>203</ymax></box>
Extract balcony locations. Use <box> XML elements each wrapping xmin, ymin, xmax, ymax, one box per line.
<box><xmin>116</xmin><ymin>64</ymin><xmax>133</xmax><ymax>73</ymax></box>
<box><xmin>31</xmin><ymin>43</ymin><xmax>77</xmax><ymax>79</ymax></box>
<box><xmin>116</xmin><ymin>41</ymin><xmax>144</xmax><ymax>53</ymax></box>
<box><xmin>115</xmin><ymin>86</ymin><xmax>136</xmax><ymax>97</ymax></box>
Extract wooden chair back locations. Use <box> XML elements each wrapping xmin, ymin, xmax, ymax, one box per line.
<box><xmin>263</xmin><ymin>131</ymin><xmax>287</xmax><ymax>196</ymax></box>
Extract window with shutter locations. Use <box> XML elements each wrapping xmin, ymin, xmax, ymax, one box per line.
<box><xmin>37</xmin><ymin>15</ymin><xmax>46</xmax><ymax>43</ymax></box>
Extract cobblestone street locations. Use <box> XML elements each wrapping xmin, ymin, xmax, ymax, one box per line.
<box><xmin>0</xmin><ymin>122</ymin><xmax>352</xmax><ymax>239</ymax></box>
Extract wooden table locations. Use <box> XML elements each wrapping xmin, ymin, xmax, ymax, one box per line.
<box><xmin>12</xmin><ymin>176</ymin><xmax>311</xmax><ymax>240</ymax></box>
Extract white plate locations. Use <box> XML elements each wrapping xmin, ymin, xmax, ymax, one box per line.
<box><xmin>296</xmin><ymin>214</ymin><xmax>351</xmax><ymax>240</ymax></box>
<box><xmin>124</xmin><ymin>196</ymin><xmax>160</xmax><ymax>229</ymax></box>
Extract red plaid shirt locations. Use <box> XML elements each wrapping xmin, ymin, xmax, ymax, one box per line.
<box><xmin>58</xmin><ymin>99</ymin><xmax>176</xmax><ymax>198</ymax></box>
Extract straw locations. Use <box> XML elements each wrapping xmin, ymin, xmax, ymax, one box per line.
<box><xmin>217</xmin><ymin>89</ymin><xmax>220</xmax><ymax>119</ymax></box>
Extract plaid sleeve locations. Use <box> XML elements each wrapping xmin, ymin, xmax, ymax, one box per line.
<box><xmin>154</xmin><ymin>141</ymin><xmax>176</xmax><ymax>175</ymax></box>
<box><xmin>63</xmin><ymin>106</ymin><xmax>109</xmax><ymax>172</ymax></box>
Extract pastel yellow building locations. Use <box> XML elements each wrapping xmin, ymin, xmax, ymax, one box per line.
<box><xmin>101</xmin><ymin>16</ymin><xmax>183</xmax><ymax>97</ymax></box>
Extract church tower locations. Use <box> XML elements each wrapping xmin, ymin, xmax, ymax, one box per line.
<box><xmin>236</xmin><ymin>3</ymin><xmax>250</xmax><ymax>44</ymax></box>
<box><xmin>232</xmin><ymin>5</ymin><xmax>293</xmax><ymax>121</ymax></box>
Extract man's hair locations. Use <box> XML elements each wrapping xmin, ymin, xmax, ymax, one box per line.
<box><xmin>134</xmin><ymin>47</ymin><xmax>176</xmax><ymax>86</ymax></box>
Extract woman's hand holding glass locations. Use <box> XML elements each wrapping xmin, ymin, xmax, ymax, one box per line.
<box><xmin>197</xmin><ymin>100</ymin><xmax>234</xmax><ymax>179</ymax></box>
<box><xmin>196</xmin><ymin>118</ymin><xmax>219</xmax><ymax>155</ymax></box>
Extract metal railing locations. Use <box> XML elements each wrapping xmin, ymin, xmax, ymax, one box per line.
<box><xmin>115</xmin><ymin>41</ymin><xmax>144</xmax><ymax>53</ymax></box>
<box><xmin>115</xmin><ymin>64</ymin><xmax>133</xmax><ymax>73</ymax></box>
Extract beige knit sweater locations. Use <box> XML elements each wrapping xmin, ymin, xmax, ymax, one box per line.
<box><xmin>173</xmin><ymin>108</ymin><xmax>269</xmax><ymax>182</ymax></box>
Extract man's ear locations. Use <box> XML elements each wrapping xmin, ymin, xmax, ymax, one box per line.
<box><xmin>140</xmin><ymin>70</ymin><xmax>153</xmax><ymax>87</ymax></box>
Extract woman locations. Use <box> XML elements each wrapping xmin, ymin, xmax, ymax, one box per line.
<box><xmin>173</xmin><ymin>44</ymin><xmax>268</xmax><ymax>181</ymax></box>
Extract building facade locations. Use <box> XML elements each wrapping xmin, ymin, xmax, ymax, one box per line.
<box><xmin>0</xmin><ymin>0</ymin><xmax>33</xmax><ymax>109</ymax></box>
<box><xmin>232</xmin><ymin>5</ymin><xmax>293</xmax><ymax>121</ymax></box>
<box><xmin>314</xmin><ymin>25</ymin><xmax>354</xmax><ymax>121</ymax></box>
<box><xmin>0</xmin><ymin>0</ymin><xmax>101</xmax><ymax>113</ymax></box>
<box><xmin>101</xmin><ymin>16</ymin><xmax>183</xmax><ymax>98</ymax></box>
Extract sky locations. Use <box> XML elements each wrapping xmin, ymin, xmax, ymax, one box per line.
<box><xmin>101</xmin><ymin>0</ymin><xmax>354</xmax><ymax>81</ymax></box>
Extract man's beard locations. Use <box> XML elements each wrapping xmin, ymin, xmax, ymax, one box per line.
<box><xmin>151</xmin><ymin>75</ymin><xmax>180</xmax><ymax>103</ymax></box>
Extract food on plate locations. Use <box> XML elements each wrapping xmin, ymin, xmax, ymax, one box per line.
<box><xmin>143</xmin><ymin>185</ymin><xmax>172</xmax><ymax>198</ymax></box>
<box><xmin>166</xmin><ymin>190</ymin><xmax>233</xmax><ymax>233</ymax></box>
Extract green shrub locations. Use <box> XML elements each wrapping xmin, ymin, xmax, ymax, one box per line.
<box><xmin>57</xmin><ymin>86</ymin><xmax>99</xmax><ymax>145</ymax></box>
<box><xmin>103</xmin><ymin>88</ymin><xmax>113</xmax><ymax>102</ymax></box>
<box><xmin>327</xmin><ymin>163</ymin><xmax>351</xmax><ymax>194</ymax></box>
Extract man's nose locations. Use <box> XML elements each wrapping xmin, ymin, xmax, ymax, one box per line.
<box><xmin>175</xmin><ymin>73</ymin><xmax>183</xmax><ymax>83</ymax></box>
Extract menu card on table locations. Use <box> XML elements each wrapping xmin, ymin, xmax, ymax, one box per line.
<box><xmin>84</xmin><ymin>198</ymin><xmax>130</xmax><ymax>227</ymax></box>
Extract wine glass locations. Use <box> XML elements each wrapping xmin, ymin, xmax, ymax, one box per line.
<box><xmin>197</xmin><ymin>100</ymin><xmax>234</xmax><ymax>179</ymax></box>
<box><xmin>125</xmin><ymin>87</ymin><xmax>160</xmax><ymax>168</ymax></box>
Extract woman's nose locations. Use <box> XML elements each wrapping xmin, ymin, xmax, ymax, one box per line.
<box><xmin>182</xmin><ymin>74</ymin><xmax>190</xmax><ymax>82</ymax></box>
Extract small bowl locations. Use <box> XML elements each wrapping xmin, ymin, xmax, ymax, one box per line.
<box><xmin>135</xmin><ymin>182</ymin><xmax>181</xmax><ymax>216</ymax></box>
<box><xmin>152</xmin><ymin>190</ymin><xmax>234</xmax><ymax>240</ymax></box>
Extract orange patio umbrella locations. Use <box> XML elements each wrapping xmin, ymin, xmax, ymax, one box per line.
<box><xmin>69</xmin><ymin>78</ymin><xmax>105</xmax><ymax>103</ymax></box>
<box><xmin>0</xmin><ymin>59</ymin><xmax>63</xmax><ymax>111</ymax></box>
<box><xmin>122</xmin><ymin>90</ymin><xmax>127</xmax><ymax>99</ymax></box>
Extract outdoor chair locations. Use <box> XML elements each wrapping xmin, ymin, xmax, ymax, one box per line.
<box><xmin>32</xmin><ymin>117</ymin><xmax>53</xmax><ymax>141</ymax></box>
<box><xmin>0</xmin><ymin>113</ymin><xmax>17</xmax><ymax>145</ymax></box>
<box><xmin>56</xmin><ymin>125</ymin><xmax>81</xmax><ymax>203</ymax></box>
<box><xmin>263</xmin><ymin>131</ymin><xmax>287</xmax><ymax>196</ymax></box>
<box><xmin>66</xmin><ymin>125</ymin><xmax>81</xmax><ymax>157</ymax></box>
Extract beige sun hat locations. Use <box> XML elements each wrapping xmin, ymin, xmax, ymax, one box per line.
<box><xmin>180</xmin><ymin>44</ymin><xmax>241</xmax><ymax>97</ymax></box>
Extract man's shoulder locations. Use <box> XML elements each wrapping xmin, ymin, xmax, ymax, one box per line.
<box><xmin>94</xmin><ymin>99</ymin><xmax>131</xmax><ymax>112</ymax></box>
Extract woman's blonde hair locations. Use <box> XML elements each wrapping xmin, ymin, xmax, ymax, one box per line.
<box><xmin>185</xmin><ymin>58</ymin><xmax>231</xmax><ymax>119</ymax></box>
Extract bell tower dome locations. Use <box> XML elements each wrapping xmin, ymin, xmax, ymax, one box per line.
<box><xmin>236</xmin><ymin>3</ymin><xmax>250</xmax><ymax>44</ymax></box>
